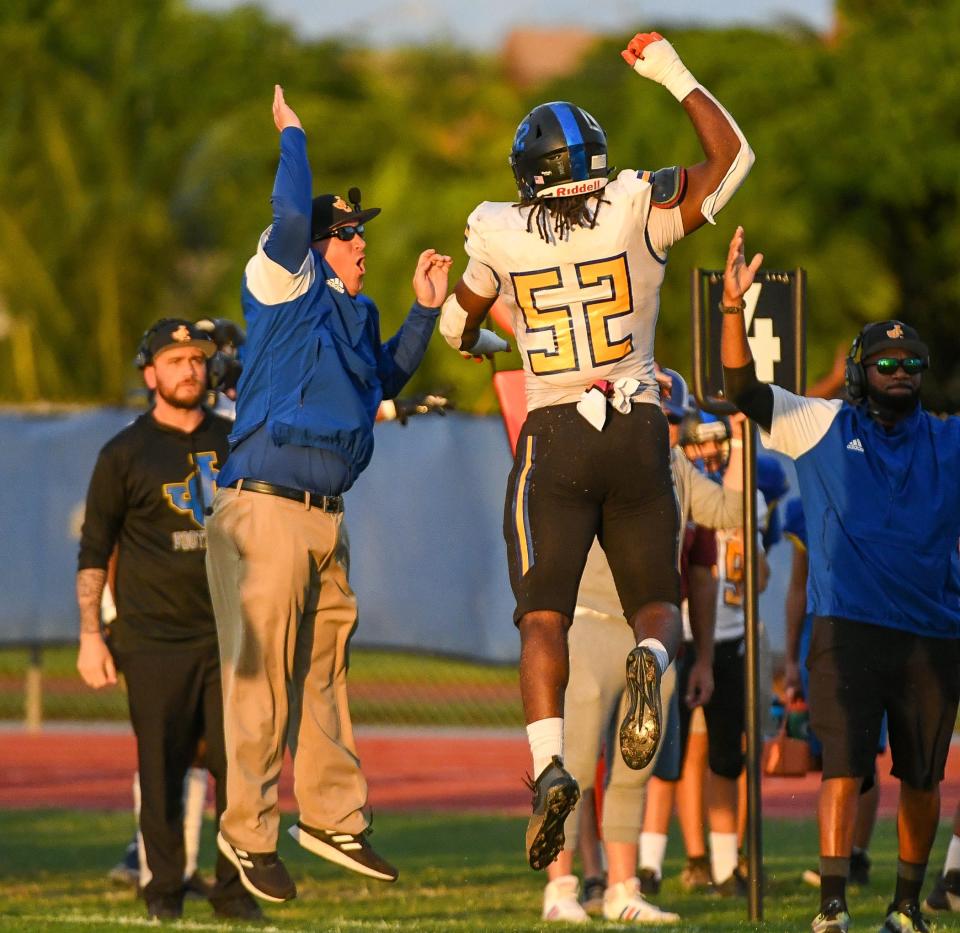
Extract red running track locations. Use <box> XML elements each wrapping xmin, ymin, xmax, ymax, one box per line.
<box><xmin>2</xmin><ymin>727</ymin><xmax>960</xmax><ymax>818</ymax></box>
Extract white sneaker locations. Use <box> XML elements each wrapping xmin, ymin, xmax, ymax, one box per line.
<box><xmin>603</xmin><ymin>877</ymin><xmax>680</xmax><ymax>924</ymax></box>
<box><xmin>543</xmin><ymin>875</ymin><xmax>590</xmax><ymax>923</ymax></box>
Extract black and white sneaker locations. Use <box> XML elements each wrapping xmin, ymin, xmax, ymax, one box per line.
<box><xmin>619</xmin><ymin>646</ymin><xmax>663</xmax><ymax>770</ymax></box>
<box><xmin>216</xmin><ymin>831</ymin><xmax>297</xmax><ymax>903</ymax></box>
<box><xmin>289</xmin><ymin>822</ymin><xmax>399</xmax><ymax>882</ymax></box>
<box><xmin>525</xmin><ymin>756</ymin><xmax>580</xmax><ymax>871</ymax></box>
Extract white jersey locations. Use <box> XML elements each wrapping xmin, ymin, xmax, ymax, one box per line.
<box><xmin>462</xmin><ymin>169</ymin><xmax>685</xmax><ymax>412</ymax></box>
<box><xmin>713</xmin><ymin>492</ymin><xmax>766</xmax><ymax>642</ymax></box>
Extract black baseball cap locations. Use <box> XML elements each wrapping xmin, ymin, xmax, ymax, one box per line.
<box><xmin>859</xmin><ymin>320</ymin><xmax>929</xmax><ymax>361</ymax></box>
<box><xmin>311</xmin><ymin>187</ymin><xmax>381</xmax><ymax>241</ymax></box>
<box><xmin>141</xmin><ymin>319</ymin><xmax>216</xmax><ymax>365</ymax></box>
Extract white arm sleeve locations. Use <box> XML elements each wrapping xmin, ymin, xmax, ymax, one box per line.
<box><xmin>759</xmin><ymin>385</ymin><xmax>842</xmax><ymax>459</ymax></box>
<box><xmin>244</xmin><ymin>227</ymin><xmax>315</xmax><ymax>305</ymax></box>
<box><xmin>697</xmin><ymin>88</ymin><xmax>755</xmax><ymax>225</ymax></box>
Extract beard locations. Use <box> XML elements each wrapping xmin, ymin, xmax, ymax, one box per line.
<box><xmin>156</xmin><ymin>379</ymin><xmax>205</xmax><ymax>410</ymax></box>
<box><xmin>866</xmin><ymin>382</ymin><xmax>920</xmax><ymax>416</ymax></box>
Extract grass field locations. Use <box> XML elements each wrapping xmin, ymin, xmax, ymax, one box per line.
<box><xmin>0</xmin><ymin>810</ymin><xmax>953</xmax><ymax>932</ymax></box>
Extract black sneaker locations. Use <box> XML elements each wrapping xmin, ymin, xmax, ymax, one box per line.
<box><xmin>849</xmin><ymin>849</ymin><xmax>871</xmax><ymax>886</ymax></box>
<box><xmin>712</xmin><ymin>867</ymin><xmax>748</xmax><ymax>897</ymax></box>
<box><xmin>183</xmin><ymin>870</ymin><xmax>213</xmax><ymax>901</ymax></box>
<box><xmin>146</xmin><ymin>893</ymin><xmax>183</xmax><ymax>921</ymax></box>
<box><xmin>581</xmin><ymin>874</ymin><xmax>606</xmax><ymax>914</ymax></box>
<box><xmin>216</xmin><ymin>831</ymin><xmax>297</xmax><ymax>903</ymax></box>
<box><xmin>289</xmin><ymin>822</ymin><xmax>398</xmax><ymax>882</ymax></box>
<box><xmin>619</xmin><ymin>647</ymin><xmax>663</xmax><ymax>770</ymax></box>
<box><xmin>881</xmin><ymin>900</ymin><xmax>931</xmax><ymax>932</ymax></box>
<box><xmin>924</xmin><ymin>869</ymin><xmax>960</xmax><ymax>912</ymax></box>
<box><xmin>212</xmin><ymin>891</ymin><xmax>265</xmax><ymax>921</ymax></box>
<box><xmin>637</xmin><ymin>867</ymin><xmax>661</xmax><ymax>895</ymax></box>
<box><xmin>525</xmin><ymin>756</ymin><xmax>580</xmax><ymax>871</ymax></box>
<box><xmin>680</xmin><ymin>855</ymin><xmax>712</xmax><ymax>891</ymax></box>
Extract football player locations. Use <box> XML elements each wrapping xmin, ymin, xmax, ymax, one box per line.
<box><xmin>440</xmin><ymin>31</ymin><xmax>754</xmax><ymax>872</ymax></box>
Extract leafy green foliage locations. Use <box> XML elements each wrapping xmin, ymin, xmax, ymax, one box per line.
<box><xmin>1</xmin><ymin>2</ymin><xmax>959</xmax><ymax>408</ymax></box>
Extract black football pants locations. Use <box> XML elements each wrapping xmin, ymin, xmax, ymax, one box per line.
<box><xmin>117</xmin><ymin>643</ymin><xmax>245</xmax><ymax>905</ymax></box>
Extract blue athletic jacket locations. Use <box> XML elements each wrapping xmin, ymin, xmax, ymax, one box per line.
<box><xmin>224</xmin><ymin>128</ymin><xmax>438</xmax><ymax>490</ymax></box>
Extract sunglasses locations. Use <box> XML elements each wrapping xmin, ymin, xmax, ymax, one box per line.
<box><xmin>320</xmin><ymin>224</ymin><xmax>365</xmax><ymax>242</ymax></box>
<box><xmin>866</xmin><ymin>357</ymin><xmax>926</xmax><ymax>375</ymax></box>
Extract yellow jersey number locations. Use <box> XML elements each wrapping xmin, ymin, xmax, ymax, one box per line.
<box><xmin>512</xmin><ymin>254</ymin><xmax>633</xmax><ymax>376</ymax></box>
<box><xmin>722</xmin><ymin>534</ymin><xmax>744</xmax><ymax>607</ymax></box>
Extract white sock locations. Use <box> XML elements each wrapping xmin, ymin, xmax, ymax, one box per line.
<box><xmin>526</xmin><ymin>718</ymin><xmax>564</xmax><ymax>778</ymax></box>
<box><xmin>640</xmin><ymin>831</ymin><xmax>668</xmax><ymax>877</ymax></box>
<box><xmin>182</xmin><ymin>768</ymin><xmax>208</xmax><ymax>879</ymax></box>
<box><xmin>710</xmin><ymin>831</ymin><xmax>739</xmax><ymax>884</ymax></box>
<box><xmin>133</xmin><ymin>771</ymin><xmax>151</xmax><ymax>888</ymax></box>
<box><xmin>638</xmin><ymin>638</ymin><xmax>669</xmax><ymax>676</ymax></box>
<box><xmin>945</xmin><ymin>834</ymin><xmax>960</xmax><ymax>873</ymax></box>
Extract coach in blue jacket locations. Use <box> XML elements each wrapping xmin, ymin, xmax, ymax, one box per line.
<box><xmin>718</xmin><ymin>227</ymin><xmax>960</xmax><ymax>933</ymax></box>
<box><xmin>206</xmin><ymin>86</ymin><xmax>451</xmax><ymax>903</ymax></box>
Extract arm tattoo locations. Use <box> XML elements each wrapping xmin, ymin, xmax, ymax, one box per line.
<box><xmin>76</xmin><ymin>568</ymin><xmax>108</xmax><ymax>635</ymax></box>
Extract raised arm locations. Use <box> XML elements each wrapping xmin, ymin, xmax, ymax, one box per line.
<box><xmin>261</xmin><ymin>85</ymin><xmax>312</xmax><ymax>274</ymax></box>
<box><xmin>718</xmin><ymin>226</ymin><xmax>775</xmax><ymax>430</ymax></box>
<box><xmin>622</xmin><ymin>33</ymin><xmax>754</xmax><ymax>234</ymax></box>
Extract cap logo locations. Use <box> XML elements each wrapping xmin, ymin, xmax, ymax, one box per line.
<box><xmin>332</xmin><ymin>196</ymin><xmax>349</xmax><ymax>212</ymax></box>
<box><xmin>171</xmin><ymin>324</ymin><xmax>191</xmax><ymax>342</ymax></box>
<box><xmin>886</xmin><ymin>323</ymin><xmax>904</xmax><ymax>339</ymax></box>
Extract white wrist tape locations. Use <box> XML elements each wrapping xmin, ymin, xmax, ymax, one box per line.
<box><xmin>631</xmin><ymin>37</ymin><xmax>700</xmax><ymax>102</ymax></box>
<box><xmin>467</xmin><ymin>328</ymin><xmax>510</xmax><ymax>356</ymax></box>
<box><xmin>696</xmin><ymin>87</ymin><xmax>755</xmax><ymax>225</ymax></box>
<box><xmin>439</xmin><ymin>293</ymin><xmax>469</xmax><ymax>350</ymax></box>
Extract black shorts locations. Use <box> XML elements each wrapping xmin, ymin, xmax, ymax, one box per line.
<box><xmin>807</xmin><ymin>616</ymin><xmax>960</xmax><ymax>790</ymax></box>
<box><xmin>503</xmin><ymin>402</ymin><xmax>680</xmax><ymax>624</ymax></box>
<box><xmin>675</xmin><ymin>638</ymin><xmax>745</xmax><ymax>780</ymax></box>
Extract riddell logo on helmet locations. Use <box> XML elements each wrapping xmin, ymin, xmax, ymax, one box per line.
<box><xmin>554</xmin><ymin>178</ymin><xmax>605</xmax><ymax>197</ymax></box>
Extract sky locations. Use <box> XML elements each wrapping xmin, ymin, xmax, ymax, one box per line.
<box><xmin>192</xmin><ymin>0</ymin><xmax>835</xmax><ymax>49</ymax></box>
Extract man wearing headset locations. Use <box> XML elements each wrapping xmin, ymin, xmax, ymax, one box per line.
<box><xmin>76</xmin><ymin>319</ymin><xmax>259</xmax><ymax>922</ymax></box>
<box><xmin>719</xmin><ymin>227</ymin><xmax>960</xmax><ymax>933</ymax></box>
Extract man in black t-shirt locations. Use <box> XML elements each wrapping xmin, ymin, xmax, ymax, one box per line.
<box><xmin>76</xmin><ymin>319</ymin><xmax>259</xmax><ymax>922</ymax></box>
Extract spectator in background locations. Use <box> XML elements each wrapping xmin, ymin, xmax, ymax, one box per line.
<box><xmin>721</xmin><ymin>225</ymin><xmax>960</xmax><ymax>933</ymax></box>
<box><xmin>76</xmin><ymin>319</ymin><xmax>258</xmax><ymax>922</ymax></box>
<box><xmin>640</xmin><ymin>409</ymin><xmax>774</xmax><ymax>895</ymax></box>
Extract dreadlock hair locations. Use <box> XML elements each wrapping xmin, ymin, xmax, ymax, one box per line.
<box><xmin>514</xmin><ymin>191</ymin><xmax>610</xmax><ymax>243</ymax></box>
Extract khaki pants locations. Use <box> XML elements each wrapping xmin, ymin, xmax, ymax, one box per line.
<box><xmin>205</xmin><ymin>486</ymin><xmax>368</xmax><ymax>853</ymax></box>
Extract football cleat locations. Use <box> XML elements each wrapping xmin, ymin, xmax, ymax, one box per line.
<box><xmin>525</xmin><ymin>756</ymin><xmax>580</xmax><ymax>871</ymax></box>
<box><xmin>619</xmin><ymin>646</ymin><xmax>663</xmax><ymax>770</ymax></box>
<box><xmin>881</xmin><ymin>901</ymin><xmax>931</xmax><ymax>932</ymax></box>
<box><xmin>811</xmin><ymin>898</ymin><xmax>850</xmax><ymax>933</ymax></box>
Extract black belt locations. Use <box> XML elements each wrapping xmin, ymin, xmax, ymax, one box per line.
<box><xmin>226</xmin><ymin>479</ymin><xmax>343</xmax><ymax>513</ymax></box>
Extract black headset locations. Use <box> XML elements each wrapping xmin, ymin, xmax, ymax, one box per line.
<box><xmin>133</xmin><ymin>317</ymin><xmax>188</xmax><ymax>370</ymax></box>
<box><xmin>844</xmin><ymin>320</ymin><xmax>930</xmax><ymax>403</ymax></box>
<box><xmin>843</xmin><ymin>325</ymin><xmax>869</xmax><ymax>403</ymax></box>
